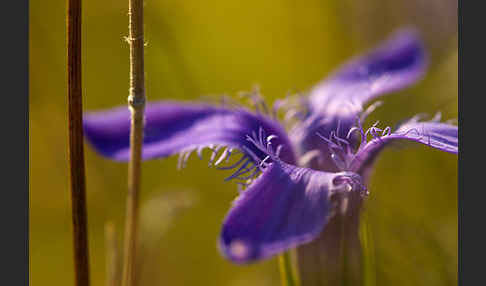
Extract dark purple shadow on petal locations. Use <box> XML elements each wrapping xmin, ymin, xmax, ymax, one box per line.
<box><xmin>290</xmin><ymin>30</ymin><xmax>427</xmax><ymax>170</ymax></box>
<box><xmin>219</xmin><ymin>161</ymin><xmax>364</xmax><ymax>263</ymax></box>
<box><xmin>308</xmin><ymin>29</ymin><xmax>427</xmax><ymax>116</ymax></box>
<box><xmin>83</xmin><ymin>101</ymin><xmax>296</xmax><ymax>164</ymax></box>
<box><xmin>350</xmin><ymin>120</ymin><xmax>458</xmax><ymax>174</ymax></box>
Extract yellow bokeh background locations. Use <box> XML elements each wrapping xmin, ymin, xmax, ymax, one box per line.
<box><xmin>30</xmin><ymin>1</ymin><xmax>457</xmax><ymax>285</ymax></box>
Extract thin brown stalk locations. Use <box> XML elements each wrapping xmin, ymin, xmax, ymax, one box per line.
<box><xmin>67</xmin><ymin>0</ymin><xmax>90</xmax><ymax>285</ymax></box>
<box><xmin>121</xmin><ymin>0</ymin><xmax>146</xmax><ymax>285</ymax></box>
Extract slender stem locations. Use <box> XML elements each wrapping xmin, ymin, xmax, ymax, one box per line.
<box><xmin>279</xmin><ymin>252</ymin><xmax>298</xmax><ymax>286</ymax></box>
<box><xmin>296</xmin><ymin>193</ymin><xmax>363</xmax><ymax>286</ymax></box>
<box><xmin>340</xmin><ymin>204</ymin><xmax>349</xmax><ymax>286</ymax></box>
<box><xmin>67</xmin><ymin>0</ymin><xmax>90</xmax><ymax>285</ymax></box>
<box><xmin>105</xmin><ymin>222</ymin><xmax>121</xmax><ymax>286</ymax></box>
<box><xmin>121</xmin><ymin>0</ymin><xmax>146</xmax><ymax>285</ymax></box>
<box><xmin>360</xmin><ymin>213</ymin><xmax>376</xmax><ymax>286</ymax></box>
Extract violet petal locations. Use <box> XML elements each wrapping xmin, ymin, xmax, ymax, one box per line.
<box><xmin>291</xmin><ymin>30</ymin><xmax>427</xmax><ymax>169</ymax></box>
<box><xmin>350</xmin><ymin>119</ymin><xmax>458</xmax><ymax>173</ymax></box>
<box><xmin>83</xmin><ymin>101</ymin><xmax>296</xmax><ymax>164</ymax></box>
<box><xmin>219</xmin><ymin>160</ymin><xmax>365</xmax><ymax>263</ymax></box>
<box><xmin>308</xmin><ymin>30</ymin><xmax>427</xmax><ymax>117</ymax></box>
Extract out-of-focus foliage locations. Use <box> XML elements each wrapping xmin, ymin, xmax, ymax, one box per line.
<box><xmin>30</xmin><ymin>0</ymin><xmax>457</xmax><ymax>285</ymax></box>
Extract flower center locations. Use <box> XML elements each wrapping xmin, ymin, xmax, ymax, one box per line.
<box><xmin>318</xmin><ymin>118</ymin><xmax>391</xmax><ymax>173</ymax></box>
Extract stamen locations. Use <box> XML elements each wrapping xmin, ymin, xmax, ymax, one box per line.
<box><xmin>266</xmin><ymin>134</ymin><xmax>278</xmax><ymax>144</ymax></box>
<box><xmin>258</xmin><ymin>127</ymin><xmax>265</xmax><ymax>147</ymax></box>
<box><xmin>330</xmin><ymin>131</ymin><xmax>342</xmax><ymax>148</ymax></box>
<box><xmin>241</xmin><ymin>145</ymin><xmax>263</xmax><ymax>165</ymax></box>
<box><xmin>245</xmin><ymin>136</ymin><xmax>270</xmax><ymax>156</ymax></box>
<box><xmin>265</xmin><ymin>134</ymin><xmax>278</xmax><ymax>154</ymax></box>
<box><xmin>245</xmin><ymin>133</ymin><xmax>276</xmax><ymax>162</ymax></box>
<box><xmin>259</xmin><ymin>155</ymin><xmax>271</xmax><ymax>167</ymax></box>
<box><xmin>369</xmin><ymin>127</ymin><xmax>382</xmax><ymax>139</ymax></box>
<box><xmin>382</xmin><ymin>126</ymin><xmax>391</xmax><ymax>137</ymax></box>
<box><xmin>346</xmin><ymin>126</ymin><xmax>361</xmax><ymax>139</ymax></box>
<box><xmin>317</xmin><ymin>133</ymin><xmax>342</xmax><ymax>150</ymax></box>
<box><xmin>336</xmin><ymin>120</ymin><xmax>342</xmax><ymax>138</ymax></box>
<box><xmin>333</xmin><ymin>135</ymin><xmax>351</xmax><ymax>149</ymax></box>
<box><xmin>320</xmin><ymin>118</ymin><xmax>394</xmax><ymax>171</ymax></box>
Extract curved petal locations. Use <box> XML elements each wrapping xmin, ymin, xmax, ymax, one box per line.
<box><xmin>219</xmin><ymin>161</ymin><xmax>366</xmax><ymax>263</ymax></box>
<box><xmin>349</xmin><ymin>119</ymin><xmax>458</xmax><ymax>173</ymax></box>
<box><xmin>308</xmin><ymin>30</ymin><xmax>427</xmax><ymax>116</ymax></box>
<box><xmin>290</xmin><ymin>30</ymin><xmax>427</xmax><ymax>170</ymax></box>
<box><xmin>83</xmin><ymin>101</ymin><xmax>296</xmax><ymax>164</ymax></box>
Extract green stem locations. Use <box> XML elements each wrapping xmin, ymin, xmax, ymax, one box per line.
<box><xmin>296</xmin><ymin>193</ymin><xmax>363</xmax><ymax>286</ymax></box>
<box><xmin>121</xmin><ymin>0</ymin><xmax>146</xmax><ymax>285</ymax></box>
<box><xmin>279</xmin><ymin>252</ymin><xmax>298</xmax><ymax>286</ymax></box>
<box><xmin>360</xmin><ymin>213</ymin><xmax>376</xmax><ymax>286</ymax></box>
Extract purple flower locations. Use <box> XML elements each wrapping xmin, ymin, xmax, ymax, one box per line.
<box><xmin>83</xmin><ymin>30</ymin><xmax>457</xmax><ymax>264</ymax></box>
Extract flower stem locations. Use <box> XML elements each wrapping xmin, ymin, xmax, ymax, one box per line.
<box><xmin>121</xmin><ymin>0</ymin><xmax>146</xmax><ymax>285</ymax></box>
<box><xmin>360</xmin><ymin>213</ymin><xmax>376</xmax><ymax>286</ymax></box>
<box><xmin>105</xmin><ymin>222</ymin><xmax>121</xmax><ymax>286</ymax></box>
<box><xmin>296</xmin><ymin>194</ymin><xmax>363</xmax><ymax>286</ymax></box>
<box><xmin>66</xmin><ymin>0</ymin><xmax>91</xmax><ymax>285</ymax></box>
<box><xmin>279</xmin><ymin>252</ymin><xmax>298</xmax><ymax>286</ymax></box>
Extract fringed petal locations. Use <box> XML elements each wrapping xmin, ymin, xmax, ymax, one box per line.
<box><xmin>291</xmin><ymin>30</ymin><xmax>427</xmax><ymax>170</ymax></box>
<box><xmin>349</xmin><ymin>119</ymin><xmax>458</xmax><ymax>173</ymax></box>
<box><xmin>219</xmin><ymin>160</ymin><xmax>366</xmax><ymax>263</ymax></box>
<box><xmin>308</xmin><ymin>30</ymin><xmax>427</xmax><ymax>116</ymax></box>
<box><xmin>83</xmin><ymin>101</ymin><xmax>296</xmax><ymax>165</ymax></box>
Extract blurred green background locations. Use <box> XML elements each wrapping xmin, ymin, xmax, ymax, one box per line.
<box><xmin>30</xmin><ymin>0</ymin><xmax>457</xmax><ymax>285</ymax></box>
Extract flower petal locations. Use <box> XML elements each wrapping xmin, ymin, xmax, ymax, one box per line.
<box><xmin>350</xmin><ymin>119</ymin><xmax>458</xmax><ymax>173</ymax></box>
<box><xmin>83</xmin><ymin>101</ymin><xmax>296</xmax><ymax>164</ymax></box>
<box><xmin>219</xmin><ymin>160</ymin><xmax>366</xmax><ymax>263</ymax></box>
<box><xmin>308</xmin><ymin>29</ymin><xmax>427</xmax><ymax>118</ymax></box>
<box><xmin>291</xmin><ymin>30</ymin><xmax>427</xmax><ymax>170</ymax></box>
